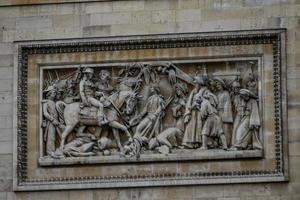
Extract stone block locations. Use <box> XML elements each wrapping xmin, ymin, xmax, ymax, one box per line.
<box><xmin>0</xmin><ymin>68</ymin><xmax>12</xmax><ymax>80</ymax></box>
<box><xmin>200</xmin><ymin>19</ymin><xmax>241</xmax><ymax>31</ymax></box>
<box><xmin>0</xmin><ymin>128</ymin><xmax>12</xmax><ymax>142</ymax></box>
<box><xmin>0</xmin><ymin>166</ymin><xmax>12</xmax><ymax>179</ymax></box>
<box><xmin>85</xmin><ymin>1</ymin><xmax>113</xmax><ymax>13</ymax></box>
<box><xmin>176</xmin><ymin>9</ymin><xmax>201</xmax><ymax>22</ymax></box>
<box><xmin>0</xmin><ymin>44</ymin><xmax>13</xmax><ymax>56</ymax></box>
<box><xmin>0</xmin><ymin>55</ymin><xmax>13</xmax><ymax>68</ymax></box>
<box><xmin>0</xmin><ymin>116</ymin><xmax>12</xmax><ymax>129</ymax></box>
<box><xmin>193</xmin><ymin>185</ymin><xmax>224</xmax><ymax>198</ymax></box>
<box><xmin>175</xmin><ymin>21</ymin><xmax>202</xmax><ymax>32</ymax></box>
<box><xmin>0</xmin><ymin>192</ymin><xmax>6</xmax><ymax>200</ymax></box>
<box><xmin>0</xmin><ymin>18</ymin><xmax>16</xmax><ymax>32</ymax></box>
<box><xmin>0</xmin><ymin>141</ymin><xmax>12</xmax><ymax>154</ymax></box>
<box><xmin>2</xmin><ymin>30</ymin><xmax>15</xmax><ymax>43</ymax></box>
<box><xmin>69</xmin><ymin>190</ymin><xmax>93</xmax><ymax>200</ymax></box>
<box><xmin>0</xmin><ymin>92</ymin><xmax>12</xmax><ymax>104</ymax></box>
<box><xmin>152</xmin><ymin>10</ymin><xmax>176</xmax><ymax>24</ymax></box>
<box><xmin>289</xmin><ymin>142</ymin><xmax>300</xmax><ymax>156</ymax></box>
<box><xmin>6</xmin><ymin>192</ymin><xmax>15</xmax><ymax>200</ymax></box>
<box><xmin>0</xmin><ymin>80</ymin><xmax>12</xmax><ymax>92</ymax></box>
<box><xmin>0</xmin><ymin>179</ymin><xmax>12</xmax><ymax>191</ymax></box>
<box><xmin>132</xmin><ymin>11</ymin><xmax>152</xmax><ymax>24</ymax></box>
<box><xmin>176</xmin><ymin>0</ymin><xmax>199</xmax><ymax>9</ymax></box>
<box><xmin>112</xmin><ymin>0</ymin><xmax>145</xmax><ymax>12</ymax></box>
<box><xmin>97</xmin><ymin>189</ymin><xmax>131</xmax><ymax>200</ymax></box>
<box><xmin>90</xmin><ymin>12</ymin><xmax>132</xmax><ymax>26</ymax></box>
<box><xmin>0</xmin><ymin>154</ymin><xmax>12</xmax><ymax>167</ymax></box>
<box><xmin>0</xmin><ymin>7</ymin><xmax>20</xmax><ymax>19</ymax></box>
<box><xmin>16</xmin><ymin>16</ymin><xmax>52</xmax><ymax>29</ymax></box>
<box><xmin>83</xmin><ymin>25</ymin><xmax>111</xmax><ymax>37</ymax></box>
<box><xmin>52</xmin><ymin>14</ymin><xmax>81</xmax><ymax>29</ymax></box>
<box><xmin>0</xmin><ymin>104</ymin><xmax>12</xmax><ymax>116</ymax></box>
<box><xmin>144</xmin><ymin>0</ymin><xmax>170</xmax><ymax>10</ymax></box>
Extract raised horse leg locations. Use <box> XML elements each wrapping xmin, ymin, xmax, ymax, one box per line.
<box><xmin>60</xmin><ymin>124</ymin><xmax>76</xmax><ymax>149</ymax></box>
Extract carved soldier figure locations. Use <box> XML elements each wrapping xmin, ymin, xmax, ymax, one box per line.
<box><xmin>197</xmin><ymin>91</ymin><xmax>227</xmax><ymax>150</ymax></box>
<box><xmin>231</xmin><ymin>89</ymin><xmax>262</xmax><ymax>150</ymax></box>
<box><xmin>148</xmin><ymin>127</ymin><xmax>183</xmax><ymax>154</ymax></box>
<box><xmin>214</xmin><ymin>77</ymin><xmax>233</xmax><ymax>146</ymax></box>
<box><xmin>182</xmin><ymin>75</ymin><xmax>208</xmax><ymax>149</ymax></box>
<box><xmin>79</xmin><ymin>67</ymin><xmax>108</xmax><ymax>126</ymax></box>
<box><xmin>42</xmin><ymin>86</ymin><xmax>64</xmax><ymax>156</ymax></box>
<box><xmin>131</xmin><ymin>85</ymin><xmax>165</xmax><ymax>139</ymax></box>
<box><xmin>95</xmin><ymin>69</ymin><xmax>114</xmax><ymax>96</ymax></box>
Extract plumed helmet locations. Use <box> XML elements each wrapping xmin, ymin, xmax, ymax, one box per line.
<box><xmin>83</xmin><ymin>67</ymin><xmax>94</xmax><ymax>74</ymax></box>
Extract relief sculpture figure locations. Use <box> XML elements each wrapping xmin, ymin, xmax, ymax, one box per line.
<box><xmin>198</xmin><ymin>90</ymin><xmax>227</xmax><ymax>150</ymax></box>
<box><xmin>182</xmin><ymin>75</ymin><xmax>208</xmax><ymax>149</ymax></box>
<box><xmin>231</xmin><ymin>89</ymin><xmax>262</xmax><ymax>150</ymax></box>
<box><xmin>79</xmin><ymin>67</ymin><xmax>108</xmax><ymax>126</ymax></box>
<box><xmin>42</xmin><ymin>86</ymin><xmax>64</xmax><ymax>156</ymax></box>
<box><xmin>148</xmin><ymin>82</ymin><xmax>188</xmax><ymax>154</ymax></box>
<box><xmin>131</xmin><ymin>85</ymin><xmax>165</xmax><ymax>139</ymax></box>
<box><xmin>58</xmin><ymin>67</ymin><xmax>133</xmax><ymax>153</ymax></box>
<box><xmin>214</xmin><ymin>77</ymin><xmax>233</xmax><ymax>146</ymax></box>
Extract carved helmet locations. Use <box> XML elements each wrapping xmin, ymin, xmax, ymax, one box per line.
<box><xmin>83</xmin><ymin>67</ymin><xmax>94</xmax><ymax>74</ymax></box>
<box><xmin>213</xmin><ymin>77</ymin><xmax>226</xmax><ymax>87</ymax></box>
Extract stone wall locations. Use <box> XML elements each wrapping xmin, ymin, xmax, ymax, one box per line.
<box><xmin>0</xmin><ymin>0</ymin><xmax>299</xmax><ymax>199</ymax></box>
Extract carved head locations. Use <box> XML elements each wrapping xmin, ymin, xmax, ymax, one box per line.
<box><xmin>174</xmin><ymin>82</ymin><xmax>188</xmax><ymax>97</ymax></box>
<box><xmin>83</xmin><ymin>67</ymin><xmax>94</xmax><ymax>79</ymax></box>
<box><xmin>239</xmin><ymin>89</ymin><xmax>257</xmax><ymax>100</ymax></box>
<box><xmin>214</xmin><ymin>77</ymin><xmax>226</xmax><ymax>91</ymax></box>
<box><xmin>44</xmin><ymin>85</ymin><xmax>58</xmax><ymax>100</ymax></box>
<box><xmin>99</xmin><ymin>70</ymin><xmax>111</xmax><ymax>82</ymax></box>
<box><xmin>150</xmin><ymin>85</ymin><xmax>160</xmax><ymax>95</ymax></box>
<box><xmin>231</xmin><ymin>80</ymin><xmax>241</xmax><ymax>94</ymax></box>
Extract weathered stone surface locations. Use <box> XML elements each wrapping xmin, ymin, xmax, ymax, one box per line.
<box><xmin>0</xmin><ymin>0</ymin><xmax>298</xmax><ymax>199</ymax></box>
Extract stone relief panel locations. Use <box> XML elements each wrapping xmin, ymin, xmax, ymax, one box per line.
<box><xmin>39</xmin><ymin>60</ymin><xmax>263</xmax><ymax>165</ymax></box>
<box><xmin>13</xmin><ymin>30</ymin><xmax>288</xmax><ymax>191</ymax></box>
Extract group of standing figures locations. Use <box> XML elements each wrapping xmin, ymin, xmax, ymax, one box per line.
<box><xmin>41</xmin><ymin>62</ymin><xmax>263</xmax><ymax>159</ymax></box>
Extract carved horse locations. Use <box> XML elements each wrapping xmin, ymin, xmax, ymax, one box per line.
<box><xmin>58</xmin><ymin>91</ymin><xmax>139</xmax><ymax>152</ymax></box>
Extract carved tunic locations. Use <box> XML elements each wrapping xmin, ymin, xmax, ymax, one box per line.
<box><xmin>200</xmin><ymin>98</ymin><xmax>223</xmax><ymax>137</ymax></box>
<box><xmin>42</xmin><ymin>99</ymin><xmax>60</xmax><ymax>155</ymax></box>
<box><xmin>182</xmin><ymin>87</ymin><xmax>208</xmax><ymax>146</ymax></box>
<box><xmin>216</xmin><ymin>90</ymin><xmax>233</xmax><ymax>123</ymax></box>
<box><xmin>82</xmin><ymin>79</ymin><xmax>95</xmax><ymax>98</ymax></box>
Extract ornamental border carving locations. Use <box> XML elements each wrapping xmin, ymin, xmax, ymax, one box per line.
<box><xmin>13</xmin><ymin>29</ymin><xmax>288</xmax><ymax>191</ymax></box>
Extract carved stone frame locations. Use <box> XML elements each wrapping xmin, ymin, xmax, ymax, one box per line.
<box><xmin>13</xmin><ymin>29</ymin><xmax>288</xmax><ymax>191</ymax></box>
